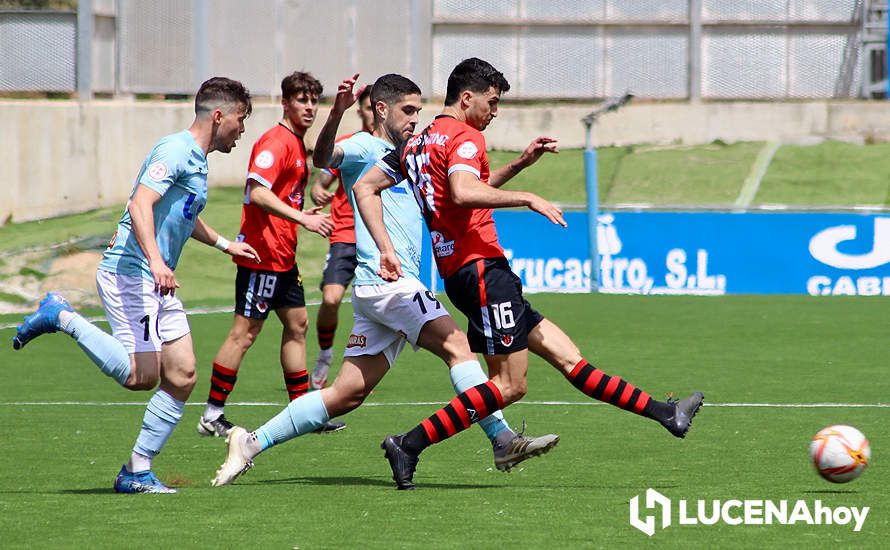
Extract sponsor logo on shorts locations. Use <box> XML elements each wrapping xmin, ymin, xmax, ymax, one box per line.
<box><xmin>346</xmin><ymin>334</ymin><xmax>367</xmax><ymax>348</ymax></box>
<box><xmin>431</xmin><ymin>231</ymin><xmax>455</xmax><ymax>258</ymax></box>
<box><xmin>256</xmin><ymin>301</ymin><xmax>268</xmax><ymax>313</ymax></box>
<box><xmin>254</xmin><ymin>150</ymin><xmax>274</xmax><ymax>169</ymax></box>
<box><xmin>501</xmin><ymin>334</ymin><xmax>513</xmax><ymax>347</ymax></box>
<box><xmin>148</xmin><ymin>161</ymin><xmax>168</xmax><ymax>181</ymax></box>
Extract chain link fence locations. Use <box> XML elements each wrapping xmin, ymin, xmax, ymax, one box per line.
<box><xmin>0</xmin><ymin>0</ymin><xmax>878</xmax><ymax>99</ymax></box>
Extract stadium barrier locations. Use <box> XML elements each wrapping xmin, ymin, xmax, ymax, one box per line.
<box><xmin>418</xmin><ymin>211</ymin><xmax>890</xmax><ymax>296</ymax></box>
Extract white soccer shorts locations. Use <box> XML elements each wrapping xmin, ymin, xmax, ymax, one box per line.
<box><xmin>344</xmin><ymin>277</ymin><xmax>449</xmax><ymax>366</ymax></box>
<box><xmin>96</xmin><ymin>269</ymin><xmax>191</xmax><ymax>353</ymax></box>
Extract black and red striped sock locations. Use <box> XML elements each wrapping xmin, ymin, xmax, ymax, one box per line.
<box><xmin>208</xmin><ymin>362</ymin><xmax>238</xmax><ymax>408</ymax></box>
<box><xmin>317</xmin><ymin>323</ymin><xmax>337</xmax><ymax>351</ymax></box>
<box><xmin>284</xmin><ymin>369</ymin><xmax>310</xmax><ymax>401</ymax></box>
<box><xmin>564</xmin><ymin>359</ymin><xmax>673</xmax><ymax>421</ymax></box>
<box><xmin>401</xmin><ymin>380</ymin><xmax>505</xmax><ymax>455</ymax></box>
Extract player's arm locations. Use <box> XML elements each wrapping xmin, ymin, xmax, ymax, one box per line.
<box><xmin>488</xmin><ymin>136</ymin><xmax>559</xmax><ymax>188</ymax></box>
<box><xmin>353</xmin><ymin>165</ymin><xmax>402</xmax><ymax>281</ymax></box>
<box><xmin>128</xmin><ymin>184</ymin><xmax>178</xmax><ymax>294</ymax></box>
<box><xmin>190</xmin><ymin>216</ymin><xmax>260</xmax><ymax>263</ymax></box>
<box><xmin>450</xmin><ymin>170</ymin><xmax>567</xmax><ymax>227</ymax></box>
<box><xmin>247</xmin><ymin>179</ymin><xmax>334</xmax><ymax>236</ymax></box>
<box><xmin>312</xmin><ymin>73</ymin><xmax>366</xmax><ymax>169</ymax></box>
<box><xmin>309</xmin><ymin>169</ymin><xmax>337</xmax><ymax>207</ymax></box>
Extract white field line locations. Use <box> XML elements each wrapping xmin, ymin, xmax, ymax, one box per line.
<box><xmin>0</xmin><ymin>401</ymin><xmax>887</xmax><ymax>408</ymax></box>
<box><xmin>734</xmin><ymin>140</ymin><xmax>781</xmax><ymax>209</ymax></box>
<box><xmin>0</xmin><ymin>299</ymin><xmax>335</xmax><ymax>331</ymax></box>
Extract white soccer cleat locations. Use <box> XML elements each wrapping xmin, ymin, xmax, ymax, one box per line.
<box><xmin>211</xmin><ymin>427</ymin><xmax>255</xmax><ymax>487</ymax></box>
<box><xmin>310</xmin><ymin>348</ymin><xmax>334</xmax><ymax>390</ymax></box>
<box><xmin>493</xmin><ymin>432</ymin><xmax>560</xmax><ymax>472</ymax></box>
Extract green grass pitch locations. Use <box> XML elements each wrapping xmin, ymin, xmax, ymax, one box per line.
<box><xmin>1</xmin><ymin>293</ymin><xmax>887</xmax><ymax>548</ymax></box>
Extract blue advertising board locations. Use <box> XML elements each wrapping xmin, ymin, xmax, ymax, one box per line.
<box><xmin>423</xmin><ymin>211</ymin><xmax>890</xmax><ymax>296</ymax></box>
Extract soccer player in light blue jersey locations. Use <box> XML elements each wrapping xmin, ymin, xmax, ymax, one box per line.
<box><xmin>212</xmin><ymin>73</ymin><xmax>558</xmax><ymax>487</ymax></box>
<box><xmin>13</xmin><ymin>77</ymin><xmax>260</xmax><ymax>494</ymax></box>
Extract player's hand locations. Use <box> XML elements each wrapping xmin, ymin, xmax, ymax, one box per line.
<box><xmin>310</xmin><ymin>184</ymin><xmax>335</xmax><ymax>207</ymax></box>
<box><xmin>332</xmin><ymin>73</ymin><xmax>368</xmax><ymax>116</ymax></box>
<box><xmin>149</xmin><ymin>258</ymin><xmax>180</xmax><ymax>296</ymax></box>
<box><xmin>226</xmin><ymin>241</ymin><xmax>261</xmax><ymax>263</ymax></box>
<box><xmin>301</xmin><ymin>206</ymin><xmax>334</xmax><ymax>237</ymax></box>
<box><xmin>518</xmin><ymin>136</ymin><xmax>559</xmax><ymax>168</ymax></box>
<box><xmin>527</xmin><ymin>194</ymin><xmax>567</xmax><ymax>227</ymax></box>
<box><xmin>377</xmin><ymin>250</ymin><xmax>403</xmax><ymax>282</ymax></box>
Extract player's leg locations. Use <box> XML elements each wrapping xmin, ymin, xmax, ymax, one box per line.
<box><xmin>115</xmin><ymin>291</ymin><xmax>192</xmax><ymax>494</ymax></box>
<box><xmin>312</xmin><ymin>242</ymin><xmax>357</xmax><ymax>389</ymax></box>
<box><xmin>13</xmin><ymin>272</ymin><xmax>158</xmax><ymax>390</ymax></box>
<box><xmin>377</xmin><ymin>276</ymin><xmax>557</xmax><ymax>488</ymax></box>
<box><xmin>212</xmin><ymin>311</ymin><xmax>398</xmax><ymax>486</ymax></box>
<box><xmin>528</xmin><ymin>317</ymin><xmax>703</xmax><ymax>438</ymax></box>
<box><xmin>312</xmin><ymin>282</ymin><xmax>346</xmax><ymax>388</ymax></box>
<box><xmin>199</xmin><ymin>265</ymin><xmax>271</xmax><ymax>436</ymax></box>
<box><xmin>277</xmin><ymin>265</ymin><xmax>346</xmax><ymax>433</ymax></box>
<box><xmin>198</xmin><ymin>314</ymin><xmax>265</xmax><ymax>437</ymax></box>
<box><xmin>415</xmin><ymin>314</ymin><xmax>525</xmax><ymax>449</ymax></box>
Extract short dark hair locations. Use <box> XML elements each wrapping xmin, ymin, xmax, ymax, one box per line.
<box><xmin>358</xmin><ymin>85</ymin><xmax>372</xmax><ymax>103</ymax></box>
<box><xmin>195</xmin><ymin>77</ymin><xmax>252</xmax><ymax>116</ymax></box>
<box><xmin>369</xmin><ymin>73</ymin><xmax>421</xmax><ymax>109</ymax></box>
<box><xmin>444</xmin><ymin>57</ymin><xmax>510</xmax><ymax>105</ymax></box>
<box><xmin>281</xmin><ymin>71</ymin><xmax>323</xmax><ymax>100</ymax></box>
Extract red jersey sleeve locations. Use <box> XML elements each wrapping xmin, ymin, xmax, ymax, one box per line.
<box><xmin>246</xmin><ymin>133</ymin><xmax>290</xmax><ymax>189</ymax></box>
<box><xmin>445</xmin><ymin>128</ymin><xmax>488</xmax><ymax>183</ymax></box>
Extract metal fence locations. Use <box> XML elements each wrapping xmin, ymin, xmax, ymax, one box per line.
<box><xmin>0</xmin><ymin>0</ymin><xmax>884</xmax><ymax>99</ymax></box>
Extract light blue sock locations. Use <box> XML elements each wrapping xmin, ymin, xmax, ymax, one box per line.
<box><xmin>133</xmin><ymin>389</ymin><xmax>185</xmax><ymax>458</ymax></box>
<box><xmin>64</xmin><ymin>315</ymin><xmax>131</xmax><ymax>386</ymax></box>
<box><xmin>450</xmin><ymin>360</ymin><xmax>512</xmax><ymax>442</ymax></box>
<box><xmin>254</xmin><ymin>391</ymin><xmax>330</xmax><ymax>451</ymax></box>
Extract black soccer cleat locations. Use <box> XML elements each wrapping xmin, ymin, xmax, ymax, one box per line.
<box><xmin>380</xmin><ymin>434</ymin><xmax>419</xmax><ymax>490</ymax></box>
<box><xmin>660</xmin><ymin>391</ymin><xmax>704</xmax><ymax>438</ymax></box>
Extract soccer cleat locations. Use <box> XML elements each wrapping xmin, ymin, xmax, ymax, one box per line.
<box><xmin>313</xmin><ymin>420</ymin><xmax>347</xmax><ymax>434</ymax></box>
<box><xmin>12</xmin><ymin>292</ymin><xmax>74</xmax><ymax>350</ymax></box>
<box><xmin>211</xmin><ymin>427</ymin><xmax>255</xmax><ymax>487</ymax></box>
<box><xmin>494</xmin><ymin>431</ymin><xmax>560</xmax><ymax>472</ymax></box>
<box><xmin>380</xmin><ymin>434</ymin><xmax>419</xmax><ymax>490</ymax></box>
<box><xmin>197</xmin><ymin>414</ymin><xmax>235</xmax><ymax>438</ymax></box>
<box><xmin>310</xmin><ymin>349</ymin><xmax>333</xmax><ymax>390</ymax></box>
<box><xmin>660</xmin><ymin>391</ymin><xmax>705</xmax><ymax>438</ymax></box>
<box><xmin>113</xmin><ymin>465</ymin><xmax>177</xmax><ymax>494</ymax></box>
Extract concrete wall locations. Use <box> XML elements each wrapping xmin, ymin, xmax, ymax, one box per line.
<box><xmin>3</xmin><ymin>99</ymin><xmax>890</xmax><ymax>224</ymax></box>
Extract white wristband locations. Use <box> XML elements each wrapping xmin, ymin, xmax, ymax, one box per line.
<box><xmin>214</xmin><ymin>235</ymin><xmax>230</xmax><ymax>252</ymax></box>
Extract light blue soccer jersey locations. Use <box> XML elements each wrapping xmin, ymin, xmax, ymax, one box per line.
<box><xmin>99</xmin><ymin>130</ymin><xmax>208</xmax><ymax>279</ymax></box>
<box><xmin>338</xmin><ymin>132</ymin><xmax>422</xmax><ymax>286</ymax></box>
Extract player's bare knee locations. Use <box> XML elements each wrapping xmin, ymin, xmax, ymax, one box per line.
<box><xmin>498</xmin><ymin>380</ymin><xmax>527</xmax><ymax>405</ymax></box>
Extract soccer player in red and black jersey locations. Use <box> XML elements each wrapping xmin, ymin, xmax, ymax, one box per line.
<box><xmin>308</xmin><ymin>86</ymin><xmax>374</xmax><ymax>390</ymax></box>
<box><xmin>197</xmin><ymin>71</ymin><xmax>345</xmax><ymax>437</ymax></box>
<box><xmin>356</xmin><ymin>58</ymin><xmax>703</xmax><ymax>489</ymax></box>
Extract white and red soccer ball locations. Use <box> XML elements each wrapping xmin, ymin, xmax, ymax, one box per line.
<box><xmin>809</xmin><ymin>425</ymin><xmax>870</xmax><ymax>483</ymax></box>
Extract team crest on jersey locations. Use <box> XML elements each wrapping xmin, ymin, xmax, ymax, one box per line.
<box><xmin>457</xmin><ymin>141</ymin><xmax>478</xmax><ymax>160</ymax></box>
<box><xmin>147</xmin><ymin>161</ymin><xmax>168</xmax><ymax>181</ymax></box>
<box><xmin>346</xmin><ymin>334</ymin><xmax>367</xmax><ymax>348</ymax></box>
<box><xmin>255</xmin><ymin>150</ymin><xmax>275</xmax><ymax>169</ymax></box>
<box><xmin>430</xmin><ymin>231</ymin><xmax>455</xmax><ymax>258</ymax></box>
<box><xmin>501</xmin><ymin>334</ymin><xmax>513</xmax><ymax>347</ymax></box>
<box><xmin>295</xmin><ymin>159</ymin><xmax>303</xmax><ymax>168</ymax></box>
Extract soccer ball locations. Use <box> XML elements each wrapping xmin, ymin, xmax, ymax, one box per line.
<box><xmin>809</xmin><ymin>425</ymin><xmax>870</xmax><ymax>483</ymax></box>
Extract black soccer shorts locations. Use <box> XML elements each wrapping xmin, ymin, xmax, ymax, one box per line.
<box><xmin>320</xmin><ymin>242</ymin><xmax>358</xmax><ymax>289</ymax></box>
<box><xmin>444</xmin><ymin>257</ymin><xmax>544</xmax><ymax>355</ymax></box>
<box><xmin>234</xmin><ymin>264</ymin><xmax>305</xmax><ymax>319</ymax></box>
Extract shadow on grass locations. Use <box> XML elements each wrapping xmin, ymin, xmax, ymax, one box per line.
<box><xmin>258</xmin><ymin>475</ymin><xmax>502</xmax><ymax>490</ymax></box>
